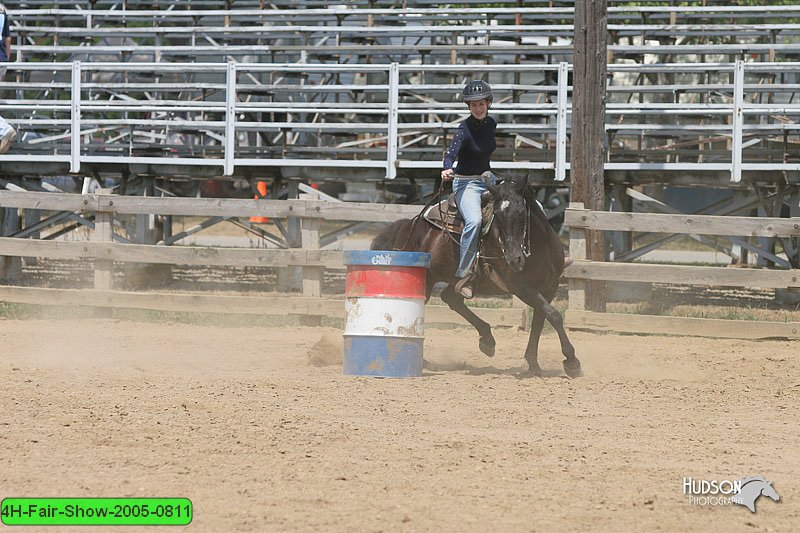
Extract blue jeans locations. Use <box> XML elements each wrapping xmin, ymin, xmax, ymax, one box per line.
<box><xmin>452</xmin><ymin>173</ymin><xmax>496</xmax><ymax>278</ymax></box>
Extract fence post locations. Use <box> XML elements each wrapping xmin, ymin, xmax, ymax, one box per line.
<box><xmin>276</xmin><ymin>178</ymin><xmax>302</xmax><ymax>292</ymax></box>
<box><xmin>70</xmin><ymin>60</ymin><xmax>81</xmax><ymax>174</ymax></box>
<box><xmin>788</xmin><ymin>190</ymin><xmax>800</xmax><ymax>267</ymax></box>
<box><xmin>93</xmin><ymin>189</ymin><xmax>114</xmax><ymax>316</ymax></box>
<box><xmin>731</xmin><ymin>59</ymin><xmax>744</xmax><ymax>183</ymax></box>
<box><xmin>555</xmin><ymin>61</ymin><xmax>568</xmax><ymax>182</ymax></box>
<box><xmin>300</xmin><ymin>195</ymin><xmax>322</xmax><ymax>298</ymax></box>
<box><xmin>224</xmin><ymin>60</ymin><xmax>237</xmax><ymax>176</ymax></box>
<box><xmin>568</xmin><ymin>202</ymin><xmax>587</xmax><ymax>311</ymax></box>
<box><xmin>296</xmin><ymin>192</ymin><xmax>323</xmax><ymax>326</ymax></box>
<box><xmin>511</xmin><ymin>296</ymin><xmax>530</xmax><ymax>330</ymax></box>
<box><xmin>22</xmin><ymin>208</ymin><xmax>41</xmax><ymax>266</ymax></box>
<box><xmin>0</xmin><ymin>206</ymin><xmax>21</xmax><ymax>281</ymax></box>
<box><xmin>386</xmin><ymin>62</ymin><xmax>399</xmax><ymax>180</ymax></box>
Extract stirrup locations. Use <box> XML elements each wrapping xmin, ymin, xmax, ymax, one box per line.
<box><xmin>460</xmin><ymin>284</ymin><xmax>473</xmax><ymax>299</ymax></box>
<box><xmin>454</xmin><ymin>276</ymin><xmax>474</xmax><ymax>299</ymax></box>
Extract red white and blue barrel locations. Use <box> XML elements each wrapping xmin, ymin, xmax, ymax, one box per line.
<box><xmin>343</xmin><ymin>250</ymin><xmax>431</xmax><ymax>377</ymax></box>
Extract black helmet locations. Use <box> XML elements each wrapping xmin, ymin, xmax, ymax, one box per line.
<box><xmin>462</xmin><ymin>80</ymin><xmax>493</xmax><ymax>102</ymax></box>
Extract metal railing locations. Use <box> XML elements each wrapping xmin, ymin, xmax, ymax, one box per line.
<box><xmin>2</xmin><ymin>60</ymin><xmax>800</xmax><ymax>182</ymax></box>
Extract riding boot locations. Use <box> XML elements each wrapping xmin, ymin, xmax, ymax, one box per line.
<box><xmin>454</xmin><ymin>274</ymin><xmax>475</xmax><ymax>299</ymax></box>
<box><xmin>454</xmin><ymin>259</ymin><xmax>479</xmax><ymax>299</ymax></box>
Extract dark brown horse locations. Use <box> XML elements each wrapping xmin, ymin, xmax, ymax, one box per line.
<box><xmin>371</xmin><ymin>177</ymin><xmax>581</xmax><ymax>378</ymax></box>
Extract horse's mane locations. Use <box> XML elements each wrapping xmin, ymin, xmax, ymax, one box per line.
<box><xmin>740</xmin><ymin>476</ymin><xmax>768</xmax><ymax>488</ymax></box>
<box><xmin>520</xmin><ymin>182</ymin><xmax>549</xmax><ymax>229</ymax></box>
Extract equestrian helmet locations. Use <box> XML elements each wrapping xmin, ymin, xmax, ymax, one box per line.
<box><xmin>462</xmin><ymin>80</ymin><xmax>493</xmax><ymax>102</ymax></box>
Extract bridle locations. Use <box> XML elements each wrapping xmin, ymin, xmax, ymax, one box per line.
<box><xmin>482</xmin><ymin>196</ymin><xmax>532</xmax><ymax>261</ymax></box>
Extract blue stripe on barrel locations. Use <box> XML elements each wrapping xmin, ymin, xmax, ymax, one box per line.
<box><xmin>344</xmin><ymin>250</ymin><xmax>431</xmax><ymax>269</ymax></box>
<box><xmin>342</xmin><ymin>250</ymin><xmax>431</xmax><ymax>378</ymax></box>
<box><xmin>343</xmin><ymin>336</ymin><xmax>424</xmax><ymax>377</ymax></box>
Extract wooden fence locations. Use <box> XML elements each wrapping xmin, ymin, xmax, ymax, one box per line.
<box><xmin>564</xmin><ymin>203</ymin><xmax>800</xmax><ymax>339</ymax></box>
<box><xmin>7</xmin><ymin>192</ymin><xmax>798</xmax><ymax>338</ymax></box>
<box><xmin>0</xmin><ymin>190</ymin><xmax>526</xmax><ymax>328</ymax></box>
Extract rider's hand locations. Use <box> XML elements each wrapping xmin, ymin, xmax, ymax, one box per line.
<box><xmin>441</xmin><ymin>168</ymin><xmax>454</xmax><ymax>181</ymax></box>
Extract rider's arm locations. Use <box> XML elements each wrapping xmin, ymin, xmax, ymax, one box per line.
<box><xmin>442</xmin><ymin>125</ymin><xmax>467</xmax><ymax>180</ymax></box>
<box><xmin>2</xmin><ymin>13</ymin><xmax>9</xmax><ymax>61</ymax></box>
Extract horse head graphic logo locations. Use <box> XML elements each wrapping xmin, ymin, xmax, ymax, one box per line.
<box><xmin>730</xmin><ymin>476</ymin><xmax>781</xmax><ymax>513</ymax></box>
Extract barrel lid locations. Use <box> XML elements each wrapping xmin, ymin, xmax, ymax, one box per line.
<box><xmin>344</xmin><ymin>250</ymin><xmax>431</xmax><ymax>268</ymax></box>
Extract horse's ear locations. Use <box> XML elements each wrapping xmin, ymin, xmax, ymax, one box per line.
<box><xmin>511</xmin><ymin>176</ymin><xmax>527</xmax><ymax>193</ymax></box>
<box><xmin>519</xmin><ymin>177</ymin><xmax>535</xmax><ymax>199</ymax></box>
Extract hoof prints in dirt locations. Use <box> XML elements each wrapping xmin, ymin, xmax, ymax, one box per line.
<box><xmin>307</xmin><ymin>334</ymin><xmax>343</xmax><ymax>367</ymax></box>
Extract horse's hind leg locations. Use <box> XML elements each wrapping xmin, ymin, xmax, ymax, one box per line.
<box><xmin>440</xmin><ymin>284</ymin><xmax>496</xmax><ymax>357</ymax></box>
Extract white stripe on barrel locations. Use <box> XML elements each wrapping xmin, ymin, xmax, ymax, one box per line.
<box><xmin>344</xmin><ymin>297</ymin><xmax>425</xmax><ymax>338</ymax></box>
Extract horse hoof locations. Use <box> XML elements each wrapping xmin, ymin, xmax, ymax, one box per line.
<box><xmin>518</xmin><ymin>367</ymin><xmax>543</xmax><ymax>379</ymax></box>
<box><xmin>479</xmin><ymin>336</ymin><xmax>496</xmax><ymax>357</ymax></box>
<box><xmin>563</xmin><ymin>359</ymin><xmax>583</xmax><ymax>379</ymax></box>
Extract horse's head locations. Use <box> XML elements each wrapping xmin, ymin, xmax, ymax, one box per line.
<box><xmin>735</xmin><ymin>476</ymin><xmax>781</xmax><ymax>512</ymax></box>
<box><xmin>486</xmin><ymin>177</ymin><xmax>529</xmax><ymax>272</ymax></box>
<box><xmin>761</xmin><ymin>481</ymin><xmax>781</xmax><ymax>502</ymax></box>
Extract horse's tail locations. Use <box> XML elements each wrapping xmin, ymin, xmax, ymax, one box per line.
<box><xmin>370</xmin><ymin>219</ymin><xmax>412</xmax><ymax>251</ymax></box>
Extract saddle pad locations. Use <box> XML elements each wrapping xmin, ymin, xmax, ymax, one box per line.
<box><xmin>423</xmin><ymin>199</ymin><xmax>463</xmax><ymax>234</ymax></box>
<box><xmin>422</xmin><ymin>198</ymin><xmax>494</xmax><ymax>235</ymax></box>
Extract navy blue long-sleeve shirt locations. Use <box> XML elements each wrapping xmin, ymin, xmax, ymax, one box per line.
<box><xmin>0</xmin><ymin>12</ymin><xmax>10</xmax><ymax>62</ymax></box>
<box><xmin>443</xmin><ymin>115</ymin><xmax>497</xmax><ymax>175</ymax></box>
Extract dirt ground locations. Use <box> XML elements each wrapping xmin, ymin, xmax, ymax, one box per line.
<box><xmin>1</xmin><ymin>318</ymin><xmax>798</xmax><ymax>532</ymax></box>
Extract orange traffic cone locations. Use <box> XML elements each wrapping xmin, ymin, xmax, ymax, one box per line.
<box><xmin>251</xmin><ymin>181</ymin><xmax>270</xmax><ymax>223</ymax></box>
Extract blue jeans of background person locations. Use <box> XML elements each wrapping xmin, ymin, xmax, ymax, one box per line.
<box><xmin>453</xmin><ymin>172</ymin><xmax>496</xmax><ymax>278</ymax></box>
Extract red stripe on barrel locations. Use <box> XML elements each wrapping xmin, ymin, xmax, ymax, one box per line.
<box><xmin>345</xmin><ymin>266</ymin><xmax>427</xmax><ymax>299</ymax></box>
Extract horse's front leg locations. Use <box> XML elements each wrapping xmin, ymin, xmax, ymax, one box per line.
<box><xmin>514</xmin><ymin>286</ymin><xmax>581</xmax><ymax>378</ymax></box>
<box><xmin>440</xmin><ymin>284</ymin><xmax>495</xmax><ymax>357</ymax></box>
<box><xmin>520</xmin><ymin>309</ymin><xmax>546</xmax><ymax>377</ymax></box>
<box><xmin>535</xmin><ymin>291</ymin><xmax>581</xmax><ymax>378</ymax></box>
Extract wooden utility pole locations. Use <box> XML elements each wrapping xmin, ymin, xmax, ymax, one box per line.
<box><xmin>570</xmin><ymin>0</ymin><xmax>608</xmax><ymax>311</ymax></box>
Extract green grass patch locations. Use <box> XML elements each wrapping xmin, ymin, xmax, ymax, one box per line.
<box><xmin>0</xmin><ymin>303</ymin><xmax>343</xmax><ymax>328</ymax></box>
<box><xmin>606</xmin><ymin>301</ymin><xmax>800</xmax><ymax>323</ymax></box>
<box><xmin>0</xmin><ymin>302</ymin><xmax>44</xmax><ymax>320</ymax></box>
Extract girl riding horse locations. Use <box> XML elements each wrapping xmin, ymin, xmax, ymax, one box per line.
<box><xmin>441</xmin><ymin>80</ymin><xmax>497</xmax><ymax>300</ymax></box>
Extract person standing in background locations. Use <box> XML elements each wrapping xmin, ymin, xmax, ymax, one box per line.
<box><xmin>0</xmin><ymin>3</ymin><xmax>9</xmax><ymax>62</ymax></box>
<box><xmin>0</xmin><ymin>3</ymin><xmax>15</xmax><ymax>153</ymax></box>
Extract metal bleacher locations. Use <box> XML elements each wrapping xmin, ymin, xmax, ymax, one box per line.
<box><xmin>0</xmin><ymin>1</ymin><xmax>800</xmax><ymax>201</ymax></box>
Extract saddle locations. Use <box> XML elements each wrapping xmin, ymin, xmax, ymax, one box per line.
<box><xmin>422</xmin><ymin>190</ymin><xmax>494</xmax><ymax>235</ymax></box>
